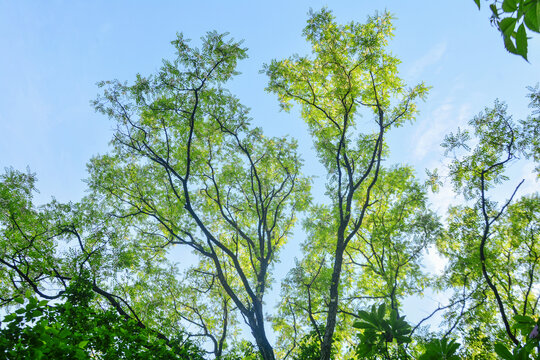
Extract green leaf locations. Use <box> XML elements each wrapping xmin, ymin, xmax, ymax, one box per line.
<box><xmin>499</xmin><ymin>17</ymin><xmax>518</xmax><ymax>36</ymax></box>
<box><xmin>78</xmin><ymin>340</ymin><xmax>89</xmax><ymax>349</ymax></box>
<box><xmin>356</xmin><ymin>310</ymin><xmax>373</xmax><ymax>323</ymax></box>
<box><xmin>474</xmin><ymin>0</ymin><xmax>481</xmax><ymax>9</ymax></box>
<box><xmin>494</xmin><ymin>343</ymin><xmax>514</xmax><ymax>360</ymax></box>
<box><xmin>3</xmin><ymin>313</ymin><xmax>18</xmax><ymax>322</ymax></box>
<box><xmin>513</xmin><ymin>314</ymin><xmax>535</xmax><ymax>324</ymax></box>
<box><xmin>537</xmin><ymin>0</ymin><xmax>540</xmax><ymax>30</ymax></box>
<box><xmin>390</xmin><ymin>309</ymin><xmax>397</xmax><ymax>322</ymax></box>
<box><xmin>516</xmin><ymin>23</ymin><xmax>528</xmax><ymax>59</ymax></box>
<box><xmin>14</xmin><ymin>296</ymin><xmax>24</xmax><ymax>305</ymax></box>
<box><xmin>58</xmin><ymin>328</ymin><xmax>71</xmax><ymax>338</ymax></box>
<box><xmin>394</xmin><ymin>335</ymin><xmax>412</xmax><ymax>344</ymax></box>
<box><xmin>491</xmin><ymin>3</ymin><xmax>500</xmax><ymax>17</ymax></box>
<box><xmin>524</xmin><ymin>2</ymin><xmax>540</xmax><ymax>32</ymax></box>
<box><xmin>504</xmin><ymin>34</ymin><xmax>519</xmax><ymax>54</ymax></box>
<box><xmin>377</xmin><ymin>303</ymin><xmax>386</xmax><ymax>319</ymax></box>
<box><xmin>502</xmin><ymin>0</ymin><xmax>518</xmax><ymax>12</ymax></box>
<box><xmin>448</xmin><ymin>342</ymin><xmax>460</xmax><ymax>354</ymax></box>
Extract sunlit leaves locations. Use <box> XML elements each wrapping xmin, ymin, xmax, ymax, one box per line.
<box><xmin>438</xmin><ymin>89</ymin><xmax>540</xmax><ymax>355</ymax></box>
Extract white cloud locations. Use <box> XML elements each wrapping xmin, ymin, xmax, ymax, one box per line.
<box><xmin>408</xmin><ymin>42</ymin><xmax>447</xmax><ymax>79</ymax></box>
<box><xmin>423</xmin><ymin>245</ymin><xmax>447</xmax><ymax>276</ymax></box>
<box><xmin>413</xmin><ymin>101</ymin><xmax>471</xmax><ymax>161</ymax></box>
<box><xmin>414</xmin><ymin>103</ymin><xmax>452</xmax><ymax>159</ymax></box>
<box><xmin>518</xmin><ymin>162</ymin><xmax>540</xmax><ymax>196</ymax></box>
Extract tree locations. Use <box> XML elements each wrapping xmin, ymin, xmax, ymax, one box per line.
<box><xmin>272</xmin><ymin>166</ymin><xmax>438</xmax><ymax>358</ymax></box>
<box><xmin>0</xmin><ymin>273</ymin><xmax>204</xmax><ymax>359</ymax></box>
<box><xmin>264</xmin><ymin>9</ymin><xmax>429</xmax><ymax>360</ymax></box>
<box><xmin>435</xmin><ymin>88</ymin><xmax>539</xmax><ymax>356</ymax></box>
<box><xmin>86</xmin><ymin>31</ymin><xmax>311</xmax><ymax>360</ymax></box>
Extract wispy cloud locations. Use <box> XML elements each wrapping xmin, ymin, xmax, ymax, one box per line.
<box><xmin>517</xmin><ymin>162</ymin><xmax>539</xmax><ymax>196</ymax></box>
<box><xmin>421</xmin><ymin>243</ymin><xmax>447</xmax><ymax>276</ymax></box>
<box><xmin>413</xmin><ymin>101</ymin><xmax>471</xmax><ymax>161</ymax></box>
<box><xmin>408</xmin><ymin>42</ymin><xmax>447</xmax><ymax>79</ymax></box>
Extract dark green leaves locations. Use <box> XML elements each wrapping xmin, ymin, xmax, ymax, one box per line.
<box><xmin>494</xmin><ymin>343</ymin><xmax>514</xmax><ymax>360</ymax></box>
<box><xmin>516</xmin><ymin>23</ymin><xmax>528</xmax><ymax>57</ymax></box>
<box><xmin>418</xmin><ymin>338</ymin><xmax>461</xmax><ymax>360</ymax></box>
<box><xmin>502</xmin><ymin>0</ymin><xmax>518</xmax><ymax>13</ymax></box>
<box><xmin>500</xmin><ymin>17</ymin><xmax>518</xmax><ymax>36</ymax></box>
<box><xmin>475</xmin><ymin>0</ymin><xmax>540</xmax><ymax>60</ymax></box>
<box><xmin>0</xmin><ymin>277</ymin><xmax>204</xmax><ymax>360</ymax></box>
<box><xmin>353</xmin><ymin>304</ymin><xmax>412</xmax><ymax>358</ymax></box>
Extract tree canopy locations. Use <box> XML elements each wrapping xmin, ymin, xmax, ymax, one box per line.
<box><xmin>1</xmin><ymin>7</ymin><xmax>539</xmax><ymax>360</ymax></box>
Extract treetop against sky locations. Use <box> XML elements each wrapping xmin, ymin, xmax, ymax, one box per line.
<box><xmin>0</xmin><ymin>0</ymin><xmax>538</xmax><ymax>207</ymax></box>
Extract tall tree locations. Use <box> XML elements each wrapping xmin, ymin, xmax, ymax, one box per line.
<box><xmin>88</xmin><ymin>31</ymin><xmax>311</xmax><ymax>360</ymax></box>
<box><xmin>264</xmin><ymin>9</ymin><xmax>429</xmax><ymax>360</ymax></box>
<box><xmin>436</xmin><ymin>90</ymin><xmax>539</xmax><ymax>355</ymax></box>
<box><xmin>272</xmin><ymin>166</ymin><xmax>439</xmax><ymax>359</ymax></box>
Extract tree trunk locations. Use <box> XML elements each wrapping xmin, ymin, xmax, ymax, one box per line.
<box><xmin>250</xmin><ymin>322</ymin><xmax>275</xmax><ymax>360</ymax></box>
<box><xmin>319</xmin><ymin>237</ymin><xmax>345</xmax><ymax>360</ymax></box>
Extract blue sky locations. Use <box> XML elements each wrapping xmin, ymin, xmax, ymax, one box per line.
<box><xmin>1</xmin><ymin>0</ymin><xmax>539</xmax><ymax>335</ymax></box>
<box><xmin>1</xmin><ymin>0</ymin><xmax>538</xmax><ymax>205</ymax></box>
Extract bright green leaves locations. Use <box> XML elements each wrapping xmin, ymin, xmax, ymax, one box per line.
<box><xmin>265</xmin><ymin>10</ymin><xmax>431</xmax><ymax>358</ymax></box>
<box><xmin>91</xmin><ymin>31</ymin><xmax>312</xmax><ymax>359</ymax></box>
<box><xmin>475</xmin><ymin>0</ymin><xmax>540</xmax><ymax>60</ymax></box>
<box><xmin>438</xmin><ymin>89</ymin><xmax>540</xmax><ymax>355</ymax></box>
<box><xmin>264</xmin><ymin>9</ymin><xmax>428</xmax><ymax>197</ymax></box>
<box><xmin>265</xmin><ymin>9</ymin><xmax>426</xmax><ymax>142</ymax></box>
<box><xmin>522</xmin><ymin>84</ymin><xmax>540</xmax><ymax>175</ymax></box>
<box><xmin>350</xmin><ymin>166</ymin><xmax>437</xmax><ymax>305</ymax></box>
<box><xmin>442</xmin><ymin>100</ymin><xmax>531</xmax><ymax>200</ymax></box>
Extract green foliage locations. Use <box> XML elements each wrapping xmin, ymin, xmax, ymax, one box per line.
<box><xmin>474</xmin><ymin>0</ymin><xmax>540</xmax><ymax>60</ymax></box>
<box><xmin>437</xmin><ymin>92</ymin><xmax>539</xmax><ymax>354</ymax></box>
<box><xmin>293</xmin><ymin>331</ymin><xmax>324</xmax><ymax>360</ymax></box>
<box><xmin>494</xmin><ymin>314</ymin><xmax>540</xmax><ymax>359</ymax></box>
<box><xmin>418</xmin><ymin>338</ymin><xmax>461</xmax><ymax>360</ymax></box>
<box><xmin>221</xmin><ymin>341</ymin><xmax>263</xmax><ymax>360</ymax></box>
<box><xmin>352</xmin><ymin>304</ymin><xmax>412</xmax><ymax>359</ymax></box>
<box><xmin>0</xmin><ymin>276</ymin><xmax>204</xmax><ymax>360</ymax></box>
<box><xmin>265</xmin><ymin>9</ymin><xmax>430</xmax><ymax>359</ymax></box>
<box><xmin>352</xmin><ymin>304</ymin><xmax>464</xmax><ymax>360</ymax></box>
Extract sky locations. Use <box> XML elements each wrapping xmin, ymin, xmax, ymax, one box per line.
<box><xmin>1</xmin><ymin>0</ymin><xmax>539</xmax><ymax>339</ymax></box>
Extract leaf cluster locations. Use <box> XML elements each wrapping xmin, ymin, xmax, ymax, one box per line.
<box><xmin>474</xmin><ymin>0</ymin><xmax>540</xmax><ymax>60</ymax></box>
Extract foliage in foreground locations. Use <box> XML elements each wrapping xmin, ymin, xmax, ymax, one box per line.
<box><xmin>0</xmin><ymin>274</ymin><xmax>204</xmax><ymax>360</ymax></box>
